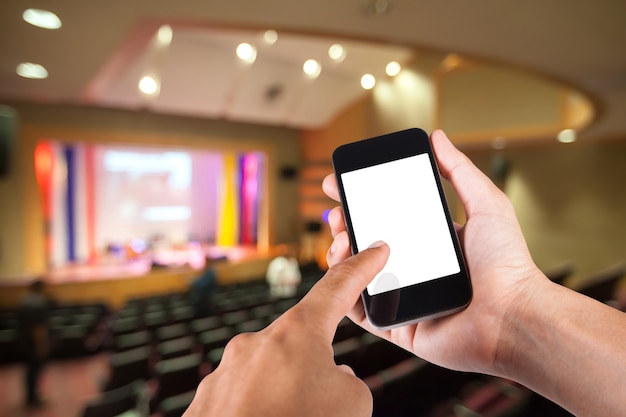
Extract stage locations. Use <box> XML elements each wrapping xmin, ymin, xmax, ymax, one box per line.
<box><xmin>0</xmin><ymin>245</ymin><xmax>277</xmax><ymax>310</ymax></box>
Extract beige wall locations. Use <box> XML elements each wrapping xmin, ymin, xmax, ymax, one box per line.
<box><xmin>466</xmin><ymin>139</ymin><xmax>626</xmax><ymax>287</ymax></box>
<box><xmin>0</xmin><ymin>102</ymin><xmax>301</xmax><ymax>281</ymax></box>
<box><xmin>299</xmin><ymin>53</ymin><xmax>622</xmax><ymax>288</ymax></box>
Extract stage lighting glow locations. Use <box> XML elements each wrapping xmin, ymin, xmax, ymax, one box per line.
<box><xmin>103</xmin><ymin>151</ymin><xmax>191</xmax><ymax>188</ymax></box>
<box><xmin>142</xmin><ymin>206</ymin><xmax>192</xmax><ymax>221</ymax></box>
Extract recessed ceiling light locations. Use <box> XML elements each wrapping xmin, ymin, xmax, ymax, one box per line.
<box><xmin>361</xmin><ymin>74</ymin><xmax>376</xmax><ymax>90</ymax></box>
<box><xmin>236</xmin><ymin>43</ymin><xmax>257</xmax><ymax>64</ymax></box>
<box><xmin>157</xmin><ymin>25</ymin><xmax>173</xmax><ymax>46</ymax></box>
<box><xmin>385</xmin><ymin>61</ymin><xmax>401</xmax><ymax>77</ymax></box>
<box><xmin>328</xmin><ymin>44</ymin><xmax>346</xmax><ymax>62</ymax></box>
<box><xmin>303</xmin><ymin>59</ymin><xmax>321</xmax><ymax>78</ymax></box>
<box><xmin>557</xmin><ymin>129</ymin><xmax>576</xmax><ymax>143</ymax></box>
<box><xmin>138</xmin><ymin>75</ymin><xmax>159</xmax><ymax>95</ymax></box>
<box><xmin>23</xmin><ymin>8</ymin><xmax>62</xmax><ymax>30</ymax></box>
<box><xmin>16</xmin><ymin>62</ymin><xmax>48</xmax><ymax>79</ymax></box>
<box><xmin>264</xmin><ymin>30</ymin><xmax>278</xmax><ymax>45</ymax></box>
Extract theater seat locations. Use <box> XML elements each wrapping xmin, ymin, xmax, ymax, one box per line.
<box><xmin>158</xmin><ymin>336</ymin><xmax>196</xmax><ymax>360</ymax></box>
<box><xmin>105</xmin><ymin>346</ymin><xmax>152</xmax><ymax>391</ymax></box>
<box><xmin>333</xmin><ymin>317</ymin><xmax>364</xmax><ymax>343</ymax></box>
<box><xmin>159</xmin><ymin>390</ymin><xmax>196</xmax><ymax>417</ymax></box>
<box><xmin>0</xmin><ymin>329</ymin><xmax>19</xmax><ymax>363</ymax></box>
<box><xmin>190</xmin><ymin>316</ymin><xmax>221</xmax><ymax>335</ymax></box>
<box><xmin>431</xmin><ymin>378</ymin><xmax>531</xmax><ymax>417</ymax></box>
<box><xmin>578</xmin><ymin>263</ymin><xmax>626</xmax><ymax>303</ymax></box>
<box><xmin>366</xmin><ymin>358</ymin><xmax>473</xmax><ymax>417</ymax></box>
<box><xmin>198</xmin><ymin>327</ymin><xmax>234</xmax><ymax>354</ymax></box>
<box><xmin>82</xmin><ymin>380</ymin><xmax>148</xmax><ymax>417</ymax></box>
<box><xmin>114</xmin><ymin>330</ymin><xmax>151</xmax><ymax>352</ymax></box>
<box><xmin>206</xmin><ymin>347</ymin><xmax>225</xmax><ymax>370</ymax></box>
<box><xmin>221</xmin><ymin>310</ymin><xmax>249</xmax><ymax>327</ymax></box>
<box><xmin>235</xmin><ymin>319</ymin><xmax>266</xmax><ymax>334</ymax></box>
<box><xmin>155</xmin><ymin>323</ymin><xmax>190</xmax><ymax>342</ymax></box>
<box><xmin>333</xmin><ymin>337</ymin><xmax>364</xmax><ymax>374</ymax></box>
<box><xmin>358</xmin><ymin>333</ymin><xmax>414</xmax><ymax>377</ymax></box>
<box><xmin>153</xmin><ymin>353</ymin><xmax>202</xmax><ymax>410</ymax></box>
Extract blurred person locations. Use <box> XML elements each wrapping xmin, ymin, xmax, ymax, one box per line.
<box><xmin>266</xmin><ymin>244</ymin><xmax>301</xmax><ymax>298</ymax></box>
<box><xmin>182</xmin><ymin>130</ymin><xmax>626</xmax><ymax>417</ymax></box>
<box><xmin>16</xmin><ymin>279</ymin><xmax>52</xmax><ymax>407</ymax></box>
<box><xmin>189</xmin><ymin>256</ymin><xmax>220</xmax><ymax>318</ymax></box>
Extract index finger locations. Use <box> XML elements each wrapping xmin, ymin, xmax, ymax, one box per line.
<box><xmin>294</xmin><ymin>241</ymin><xmax>389</xmax><ymax>342</ymax></box>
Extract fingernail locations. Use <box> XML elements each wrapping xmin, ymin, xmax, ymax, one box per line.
<box><xmin>368</xmin><ymin>240</ymin><xmax>386</xmax><ymax>249</ymax></box>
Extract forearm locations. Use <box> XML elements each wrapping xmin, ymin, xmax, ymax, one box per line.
<box><xmin>497</xmin><ymin>276</ymin><xmax>626</xmax><ymax>417</ymax></box>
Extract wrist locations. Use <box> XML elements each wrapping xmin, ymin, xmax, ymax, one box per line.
<box><xmin>492</xmin><ymin>266</ymin><xmax>552</xmax><ymax>378</ymax></box>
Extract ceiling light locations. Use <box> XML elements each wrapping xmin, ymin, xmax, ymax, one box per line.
<box><xmin>303</xmin><ymin>59</ymin><xmax>321</xmax><ymax>78</ymax></box>
<box><xmin>328</xmin><ymin>44</ymin><xmax>346</xmax><ymax>62</ymax></box>
<box><xmin>157</xmin><ymin>25</ymin><xmax>173</xmax><ymax>46</ymax></box>
<box><xmin>236</xmin><ymin>43</ymin><xmax>257</xmax><ymax>64</ymax></box>
<box><xmin>264</xmin><ymin>30</ymin><xmax>278</xmax><ymax>44</ymax></box>
<box><xmin>385</xmin><ymin>61</ymin><xmax>401</xmax><ymax>77</ymax></box>
<box><xmin>23</xmin><ymin>8</ymin><xmax>62</xmax><ymax>30</ymax></box>
<box><xmin>138</xmin><ymin>75</ymin><xmax>159</xmax><ymax>95</ymax></box>
<box><xmin>557</xmin><ymin>129</ymin><xmax>576</xmax><ymax>143</ymax></box>
<box><xmin>16</xmin><ymin>62</ymin><xmax>48</xmax><ymax>79</ymax></box>
<box><xmin>361</xmin><ymin>74</ymin><xmax>376</xmax><ymax>90</ymax></box>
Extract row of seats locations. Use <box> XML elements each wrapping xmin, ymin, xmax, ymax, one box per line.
<box><xmin>83</xmin><ymin>272</ymin><xmax>322</xmax><ymax>417</ymax></box>
<box><xmin>0</xmin><ymin>302</ymin><xmax>110</xmax><ymax>362</ymax></box>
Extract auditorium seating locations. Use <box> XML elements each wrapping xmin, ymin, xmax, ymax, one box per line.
<box><xmin>6</xmin><ymin>262</ymin><xmax>611</xmax><ymax>417</ymax></box>
<box><xmin>82</xmin><ymin>380</ymin><xmax>148</xmax><ymax>417</ymax></box>
<box><xmin>159</xmin><ymin>391</ymin><xmax>196</xmax><ymax>417</ymax></box>
<box><xmin>152</xmin><ymin>353</ymin><xmax>203</xmax><ymax>411</ymax></box>
<box><xmin>427</xmin><ymin>378</ymin><xmax>531</xmax><ymax>417</ymax></box>
<box><xmin>577</xmin><ymin>262</ymin><xmax>626</xmax><ymax>303</ymax></box>
<box><xmin>157</xmin><ymin>336</ymin><xmax>195</xmax><ymax>360</ymax></box>
<box><xmin>105</xmin><ymin>346</ymin><xmax>152</xmax><ymax>391</ymax></box>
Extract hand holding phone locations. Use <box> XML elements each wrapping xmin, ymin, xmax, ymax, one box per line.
<box><xmin>332</xmin><ymin>128</ymin><xmax>472</xmax><ymax>329</ymax></box>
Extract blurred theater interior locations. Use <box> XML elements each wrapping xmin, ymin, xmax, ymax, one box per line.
<box><xmin>0</xmin><ymin>1</ymin><xmax>625</xmax><ymax>416</ymax></box>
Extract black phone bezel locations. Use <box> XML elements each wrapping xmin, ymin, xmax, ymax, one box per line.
<box><xmin>332</xmin><ymin>128</ymin><xmax>472</xmax><ymax>329</ymax></box>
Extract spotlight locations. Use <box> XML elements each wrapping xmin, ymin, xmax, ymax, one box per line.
<box><xmin>361</xmin><ymin>74</ymin><xmax>376</xmax><ymax>90</ymax></box>
<box><xmin>236</xmin><ymin>43</ymin><xmax>257</xmax><ymax>64</ymax></box>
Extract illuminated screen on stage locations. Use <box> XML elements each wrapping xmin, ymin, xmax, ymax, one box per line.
<box><xmin>94</xmin><ymin>146</ymin><xmax>221</xmax><ymax>249</ymax></box>
<box><xmin>35</xmin><ymin>141</ymin><xmax>264</xmax><ymax>267</ymax></box>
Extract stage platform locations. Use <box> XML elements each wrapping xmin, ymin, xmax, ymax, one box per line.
<box><xmin>0</xmin><ymin>246</ymin><xmax>277</xmax><ymax>310</ymax></box>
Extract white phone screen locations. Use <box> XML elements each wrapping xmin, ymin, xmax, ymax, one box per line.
<box><xmin>341</xmin><ymin>153</ymin><xmax>460</xmax><ymax>296</ymax></box>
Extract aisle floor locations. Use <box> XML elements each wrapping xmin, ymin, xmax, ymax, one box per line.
<box><xmin>0</xmin><ymin>354</ymin><xmax>109</xmax><ymax>417</ymax></box>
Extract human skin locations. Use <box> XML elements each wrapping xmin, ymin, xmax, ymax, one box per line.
<box><xmin>184</xmin><ymin>129</ymin><xmax>626</xmax><ymax>417</ymax></box>
<box><xmin>323</xmin><ymin>129</ymin><xmax>626</xmax><ymax>417</ymax></box>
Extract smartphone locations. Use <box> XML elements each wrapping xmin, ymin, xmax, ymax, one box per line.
<box><xmin>332</xmin><ymin>128</ymin><xmax>472</xmax><ymax>330</ymax></box>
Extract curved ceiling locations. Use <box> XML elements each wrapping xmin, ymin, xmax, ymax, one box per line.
<box><xmin>1</xmin><ymin>0</ymin><xmax>625</xmax><ymax>139</ymax></box>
